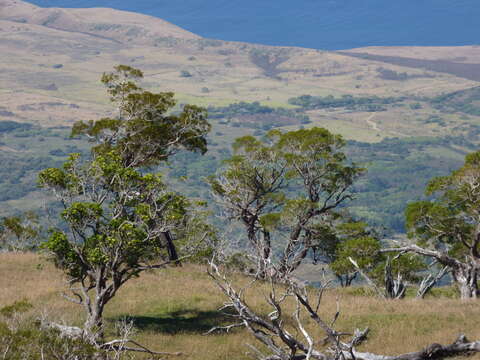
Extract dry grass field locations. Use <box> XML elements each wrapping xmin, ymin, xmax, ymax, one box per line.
<box><xmin>1</xmin><ymin>252</ymin><xmax>479</xmax><ymax>360</ymax></box>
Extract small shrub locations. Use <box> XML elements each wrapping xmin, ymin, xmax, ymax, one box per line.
<box><xmin>426</xmin><ymin>286</ymin><xmax>459</xmax><ymax>299</ymax></box>
<box><xmin>0</xmin><ymin>299</ymin><xmax>33</xmax><ymax>318</ymax></box>
<box><xmin>0</xmin><ymin>301</ymin><xmax>98</xmax><ymax>359</ymax></box>
<box><xmin>180</xmin><ymin>70</ymin><xmax>193</xmax><ymax>78</ymax></box>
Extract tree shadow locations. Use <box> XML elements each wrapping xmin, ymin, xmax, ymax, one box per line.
<box><xmin>110</xmin><ymin>309</ymin><xmax>236</xmax><ymax>335</ymax></box>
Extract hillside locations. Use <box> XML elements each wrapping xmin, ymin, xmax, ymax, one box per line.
<box><xmin>1</xmin><ymin>0</ymin><xmax>480</xmax><ymax>232</ymax></box>
<box><xmin>0</xmin><ymin>0</ymin><xmax>199</xmax><ymax>44</ymax></box>
<box><xmin>1</xmin><ymin>0</ymin><xmax>479</xmax><ymax>129</ymax></box>
<box><xmin>22</xmin><ymin>0</ymin><xmax>480</xmax><ymax>50</ymax></box>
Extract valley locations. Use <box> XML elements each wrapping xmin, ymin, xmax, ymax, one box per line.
<box><xmin>1</xmin><ymin>0</ymin><xmax>480</xmax><ymax>233</ymax></box>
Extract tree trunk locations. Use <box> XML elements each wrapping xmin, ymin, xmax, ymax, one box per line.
<box><xmin>452</xmin><ymin>266</ymin><xmax>478</xmax><ymax>300</ymax></box>
<box><xmin>384</xmin><ymin>257</ymin><xmax>406</xmax><ymax>299</ymax></box>
<box><xmin>345</xmin><ymin>272</ymin><xmax>357</xmax><ymax>287</ymax></box>
<box><xmin>162</xmin><ymin>231</ymin><xmax>180</xmax><ymax>265</ymax></box>
<box><xmin>337</xmin><ymin>272</ymin><xmax>357</xmax><ymax>287</ymax></box>
<box><xmin>84</xmin><ymin>300</ymin><xmax>105</xmax><ymax>343</ymax></box>
<box><xmin>259</xmin><ymin>230</ymin><xmax>272</xmax><ymax>278</ymax></box>
<box><xmin>458</xmin><ymin>280</ymin><xmax>478</xmax><ymax>300</ymax></box>
<box><xmin>417</xmin><ymin>266</ymin><xmax>449</xmax><ymax>299</ymax></box>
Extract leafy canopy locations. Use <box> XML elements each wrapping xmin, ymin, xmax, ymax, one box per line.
<box><xmin>405</xmin><ymin>151</ymin><xmax>480</xmax><ymax>258</ymax></box>
<box><xmin>39</xmin><ymin>152</ymin><xmax>192</xmax><ymax>282</ymax></box>
<box><xmin>71</xmin><ymin>65</ymin><xmax>210</xmax><ymax>167</ymax></box>
<box><xmin>209</xmin><ymin>127</ymin><xmax>364</xmax><ymax>275</ymax></box>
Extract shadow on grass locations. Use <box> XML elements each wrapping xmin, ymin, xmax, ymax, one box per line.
<box><xmin>110</xmin><ymin>309</ymin><xmax>235</xmax><ymax>335</ymax></box>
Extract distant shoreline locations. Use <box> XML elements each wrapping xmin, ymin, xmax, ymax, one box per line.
<box><xmin>27</xmin><ymin>0</ymin><xmax>480</xmax><ymax>51</ymax></box>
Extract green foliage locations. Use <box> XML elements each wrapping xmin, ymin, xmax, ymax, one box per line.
<box><xmin>406</xmin><ymin>150</ymin><xmax>480</xmax><ymax>258</ymax></box>
<box><xmin>71</xmin><ymin>65</ymin><xmax>210</xmax><ymax>168</ymax></box>
<box><xmin>288</xmin><ymin>94</ymin><xmax>404</xmax><ymax>111</ymax></box>
<box><xmin>208</xmin><ymin>101</ymin><xmax>310</xmax><ymax>129</ymax></box>
<box><xmin>0</xmin><ymin>300</ymin><xmax>33</xmax><ymax>318</ymax></box>
<box><xmin>429</xmin><ymin>86</ymin><xmax>480</xmax><ymax>116</ymax></box>
<box><xmin>329</xmin><ymin>220</ymin><xmax>426</xmax><ymax>286</ymax></box>
<box><xmin>0</xmin><ymin>212</ymin><xmax>41</xmax><ymax>251</ymax></box>
<box><xmin>327</xmin><ymin>220</ymin><xmax>382</xmax><ymax>286</ymax></box>
<box><xmin>38</xmin><ymin>65</ymin><xmax>213</xmax><ymax>337</ymax></box>
<box><xmin>377</xmin><ymin>253</ymin><xmax>426</xmax><ymax>283</ymax></box>
<box><xmin>210</xmin><ymin>127</ymin><xmax>364</xmax><ymax>274</ymax></box>
<box><xmin>426</xmin><ymin>285</ymin><xmax>460</xmax><ymax>299</ymax></box>
<box><xmin>331</xmin><ymin>236</ymin><xmax>381</xmax><ymax>274</ymax></box>
<box><xmin>40</xmin><ymin>151</ymin><xmax>193</xmax><ymax>281</ymax></box>
<box><xmin>348</xmin><ymin>136</ymin><xmax>464</xmax><ymax>232</ymax></box>
<box><xmin>0</xmin><ymin>118</ymin><xmax>468</xmax><ymax>237</ymax></box>
<box><xmin>0</xmin><ymin>123</ymin><xmax>90</xmax><ymax>210</ymax></box>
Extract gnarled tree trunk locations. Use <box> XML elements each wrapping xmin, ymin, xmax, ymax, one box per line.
<box><xmin>453</xmin><ymin>265</ymin><xmax>478</xmax><ymax>299</ymax></box>
<box><xmin>382</xmin><ymin>245</ymin><xmax>480</xmax><ymax>300</ymax></box>
<box><xmin>84</xmin><ymin>302</ymin><xmax>105</xmax><ymax>342</ymax></box>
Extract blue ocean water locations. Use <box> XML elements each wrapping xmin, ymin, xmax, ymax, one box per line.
<box><xmin>26</xmin><ymin>0</ymin><xmax>479</xmax><ymax>50</ymax></box>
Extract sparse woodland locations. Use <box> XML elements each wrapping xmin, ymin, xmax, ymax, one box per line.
<box><xmin>1</xmin><ymin>66</ymin><xmax>480</xmax><ymax>359</ymax></box>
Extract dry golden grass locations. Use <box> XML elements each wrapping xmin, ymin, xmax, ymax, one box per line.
<box><xmin>1</xmin><ymin>252</ymin><xmax>480</xmax><ymax>359</ymax></box>
<box><xmin>2</xmin><ymin>3</ymin><xmax>479</xmax><ymax>138</ymax></box>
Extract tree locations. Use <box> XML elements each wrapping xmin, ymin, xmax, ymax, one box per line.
<box><xmin>71</xmin><ymin>64</ymin><xmax>209</xmax><ymax>169</ymax></box>
<box><xmin>209</xmin><ymin>128</ymin><xmax>364</xmax><ymax>278</ymax></box>
<box><xmin>322</xmin><ymin>221</ymin><xmax>379</xmax><ymax>287</ymax></box>
<box><xmin>322</xmin><ymin>221</ymin><xmax>426</xmax><ymax>297</ymax></box>
<box><xmin>0</xmin><ymin>212</ymin><xmax>40</xmax><ymax>251</ymax></box>
<box><xmin>352</xmin><ymin>253</ymin><xmax>426</xmax><ymax>299</ymax></box>
<box><xmin>332</xmin><ymin>237</ymin><xmax>425</xmax><ymax>299</ymax></box>
<box><xmin>38</xmin><ymin>65</ymin><xmax>211</xmax><ymax>344</ymax></box>
<box><xmin>385</xmin><ymin>151</ymin><xmax>480</xmax><ymax>299</ymax></box>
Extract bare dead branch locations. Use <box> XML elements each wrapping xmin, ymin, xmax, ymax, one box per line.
<box><xmin>203</xmin><ymin>323</ymin><xmax>245</xmax><ymax>335</ymax></box>
<box><xmin>348</xmin><ymin>257</ymin><xmax>385</xmax><ymax>298</ymax></box>
<box><xmin>101</xmin><ymin>339</ymin><xmax>182</xmax><ymax>356</ymax></box>
<box><xmin>417</xmin><ymin>266</ymin><xmax>449</xmax><ymax>299</ymax></box>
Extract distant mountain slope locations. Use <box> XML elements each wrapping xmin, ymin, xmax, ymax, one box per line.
<box><xmin>1</xmin><ymin>0</ymin><xmax>479</xmax><ymax>132</ymax></box>
<box><xmin>338</xmin><ymin>50</ymin><xmax>480</xmax><ymax>82</ymax></box>
<box><xmin>0</xmin><ymin>0</ymin><xmax>199</xmax><ymax>45</ymax></box>
<box><xmin>23</xmin><ymin>0</ymin><xmax>480</xmax><ymax>50</ymax></box>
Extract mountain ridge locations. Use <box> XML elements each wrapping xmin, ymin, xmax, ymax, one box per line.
<box><xmin>0</xmin><ymin>0</ymin><xmax>200</xmax><ymax>45</ymax></box>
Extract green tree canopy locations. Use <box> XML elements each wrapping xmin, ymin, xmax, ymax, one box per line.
<box><xmin>71</xmin><ymin>65</ymin><xmax>210</xmax><ymax>168</ymax></box>
<box><xmin>0</xmin><ymin>212</ymin><xmax>40</xmax><ymax>251</ymax></box>
<box><xmin>209</xmin><ymin>127</ymin><xmax>364</xmax><ymax>278</ymax></box>
<box><xmin>391</xmin><ymin>151</ymin><xmax>480</xmax><ymax>299</ymax></box>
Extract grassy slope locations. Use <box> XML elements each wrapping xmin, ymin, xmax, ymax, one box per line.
<box><xmin>1</xmin><ymin>2</ymin><xmax>479</xmax><ymax>132</ymax></box>
<box><xmin>1</xmin><ymin>3</ymin><xmax>479</xmax><ymax>140</ymax></box>
<box><xmin>2</xmin><ymin>2</ymin><xmax>480</xmax><ymax>151</ymax></box>
<box><xmin>2</xmin><ymin>253</ymin><xmax>480</xmax><ymax>359</ymax></box>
